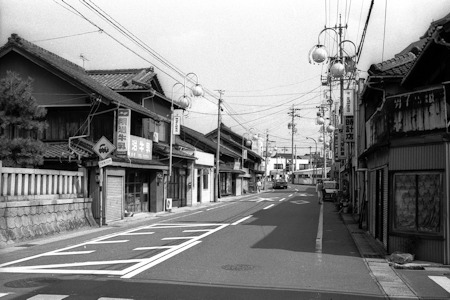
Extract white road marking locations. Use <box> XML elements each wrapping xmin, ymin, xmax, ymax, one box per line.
<box><xmin>291</xmin><ymin>200</ymin><xmax>310</xmax><ymax>205</ymax></box>
<box><xmin>315</xmin><ymin>203</ymin><xmax>324</xmax><ymax>254</ymax></box>
<box><xmin>263</xmin><ymin>204</ymin><xmax>275</xmax><ymax>210</ymax></box>
<box><xmin>133</xmin><ymin>246</ymin><xmax>174</xmax><ymax>251</ymax></box>
<box><xmin>119</xmin><ymin>232</ymin><xmax>154</xmax><ymax>235</ymax></box>
<box><xmin>289</xmin><ymin>194</ymin><xmax>293</xmax><ymax>197</ymax></box>
<box><xmin>28</xmin><ymin>295</ymin><xmax>69</xmax><ymax>300</ymax></box>
<box><xmin>162</xmin><ymin>237</ymin><xmax>195</xmax><ymax>240</ymax></box>
<box><xmin>429</xmin><ymin>276</ymin><xmax>450</xmax><ymax>293</ymax></box>
<box><xmin>231</xmin><ymin>215</ymin><xmax>253</xmax><ymax>225</ymax></box>
<box><xmin>44</xmin><ymin>251</ymin><xmax>95</xmax><ymax>255</ymax></box>
<box><xmin>183</xmin><ymin>229</ymin><xmax>210</xmax><ymax>232</ymax></box>
<box><xmin>0</xmin><ymin>223</ymin><xmax>229</xmax><ymax>278</ymax></box>
<box><xmin>121</xmin><ymin>241</ymin><xmax>201</xmax><ymax>279</ymax></box>
<box><xmin>0</xmin><ymin>294</ymin><xmax>10</xmax><ymax>298</ymax></box>
<box><xmin>87</xmin><ymin>240</ymin><xmax>129</xmax><ymax>244</ymax></box>
<box><xmin>279</xmin><ymin>198</ymin><xmax>286</xmax><ymax>202</ymax></box>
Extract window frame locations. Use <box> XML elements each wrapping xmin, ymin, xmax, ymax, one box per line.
<box><xmin>391</xmin><ymin>171</ymin><xmax>444</xmax><ymax>237</ymax></box>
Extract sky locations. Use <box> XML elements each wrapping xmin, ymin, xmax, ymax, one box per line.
<box><xmin>1</xmin><ymin>0</ymin><xmax>450</xmax><ymax>155</ymax></box>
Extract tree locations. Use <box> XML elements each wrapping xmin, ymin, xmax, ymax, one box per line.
<box><xmin>0</xmin><ymin>71</ymin><xmax>48</xmax><ymax>167</ymax></box>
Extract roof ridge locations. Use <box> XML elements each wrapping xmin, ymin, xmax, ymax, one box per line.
<box><xmin>7</xmin><ymin>34</ymin><xmax>86</xmax><ymax>74</ymax></box>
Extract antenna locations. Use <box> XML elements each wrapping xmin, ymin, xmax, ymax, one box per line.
<box><xmin>79</xmin><ymin>54</ymin><xmax>89</xmax><ymax>68</ymax></box>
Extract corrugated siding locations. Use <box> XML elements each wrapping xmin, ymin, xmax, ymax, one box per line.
<box><xmin>106</xmin><ymin>175</ymin><xmax>123</xmax><ymax>222</ymax></box>
<box><xmin>389</xmin><ymin>236</ymin><xmax>444</xmax><ymax>263</ymax></box>
<box><xmin>389</xmin><ymin>144</ymin><xmax>445</xmax><ymax>170</ymax></box>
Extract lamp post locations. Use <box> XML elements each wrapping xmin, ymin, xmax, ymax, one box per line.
<box><xmin>306</xmin><ymin>137</ymin><xmax>317</xmax><ymax>184</ymax></box>
<box><xmin>169</xmin><ymin>73</ymin><xmax>203</xmax><ymax>208</ymax></box>
<box><xmin>317</xmin><ymin>107</ymin><xmax>335</xmax><ymax>180</ymax></box>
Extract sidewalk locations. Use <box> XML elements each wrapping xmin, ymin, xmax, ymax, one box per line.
<box><xmin>340</xmin><ymin>212</ymin><xmax>421</xmax><ymax>299</ymax></box>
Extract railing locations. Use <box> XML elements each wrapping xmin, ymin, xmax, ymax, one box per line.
<box><xmin>0</xmin><ymin>163</ymin><xmax>86</xmax><ymax>201</ymax></box>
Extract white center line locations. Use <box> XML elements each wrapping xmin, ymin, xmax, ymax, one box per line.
<box><xmin>315</xmin><ymin>203</ymin><xmax>324</xmax><ymax>254</ymax></box>
<box><xmin>279</xmin><ymin>198</ymin><xmax>286</xmax><ymax>202</ymax></box>
<box><xmin>263</xmin><ymin>204</ymin><xmax>275</xmax><ymax>210</ymax></box>
<box><xmin>231</xmin><ymin>215</ymin><xmax>253</xmax><ymax>225</ymax></box>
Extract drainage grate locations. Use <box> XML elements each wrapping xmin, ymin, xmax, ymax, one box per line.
<box><xmin>221</xmin><ymin>264</ymin><xmax>255</xmax><ymax>271</ymax></box>
<box><xmin>5</xmin><ymin>277</ymin><xmax>61</xmax><ymax>288</ymax></box>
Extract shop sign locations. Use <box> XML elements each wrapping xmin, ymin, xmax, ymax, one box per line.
<box><xmin>173</xmin><ymin>109</ymin><xmax>183</xmax><ymax>135</ymax></box>
<box><xmin>93</xmin><ymin>136</ymin><xmax>115</xmax><ymax>159</ymax></box>
<box><xmin>344</xmin><ymin>116</ymin><xmax>354</xmax><ymax>142</ymax></box>
<box><xmin>117</xmin><ymin>109</ymin><xmax>130</xmax><ymax>156</ymax></box>
<box><xmin>343</xmin><ymin>89</ymin><xmax>354</xmax><ymax>116</ymax></box>
<box><xmin>128</xmin><ymin>135</ymin><xmax>152</xmax><ymax>160</ymax></box>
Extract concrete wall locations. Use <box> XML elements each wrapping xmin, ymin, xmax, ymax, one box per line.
<box><xmin>0</xmin><ymin>197</ymin><xmax>96</xmax><ymax>247</ymax></box>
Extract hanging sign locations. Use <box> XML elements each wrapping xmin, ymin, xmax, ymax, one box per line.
<box><xmin>343</xmin><ymin>89</ymin><xmax>354</xmax><ymax>116</ymax></box>
<box><xmin>117</xmin><ymin>109</ymin><xmax>131</xmax><ymax>156</ymax></box>
<box><xmin>173</xmin><ymin>109</ymin><xmax>183</xmax><ymax>135</ymax></box>
<box><xmin>344</xmin><ymin>116</ymin><xmax>354</xmax><ymax>142</ymax></box>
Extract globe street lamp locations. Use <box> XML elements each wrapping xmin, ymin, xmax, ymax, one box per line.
<box><xmin>306</xmin><ymin>137</ymin><xmax>317</xmax><ymax>184</ymax></box>
<box><xmin>169</xmin><ymin>73</ymin><xmax>203</xmax><ymax>181</ymax></box>
<box><xmin>317</xmin><ymin>111</ymin><xmax>335</xmax><ymax>180</ymax></box>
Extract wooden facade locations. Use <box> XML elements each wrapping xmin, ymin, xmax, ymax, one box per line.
<box><xmin>358</xmin><ymin>16</ymin><xmax>450</xmax><ymax>263</ymax></box>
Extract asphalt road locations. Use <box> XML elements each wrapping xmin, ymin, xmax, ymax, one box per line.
<box><xmin>0</xmin><ymin>185</ymin><xmax>387</xmax><ymax>299</ymax></box>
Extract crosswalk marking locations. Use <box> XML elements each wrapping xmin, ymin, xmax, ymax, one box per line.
<box><xmin>429</xmin><ymin>276</ymin><xmax>450</xmax><ymax>294</ymax></box>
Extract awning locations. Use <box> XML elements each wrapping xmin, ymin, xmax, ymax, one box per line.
<box><xmin>92</xmin><ymin>156</ymin><xmax>169</xmax><ymax>170</ymax></box>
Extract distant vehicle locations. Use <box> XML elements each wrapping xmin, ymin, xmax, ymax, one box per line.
<box><xmin>322</xmin><ymin>180</ymin><xmax>339</xmax><ymax>201</ymax></box>
<box><xmin>273</xmin><ymin>179</ymin><xmax>288</xmax><ymax>189</ymax></box>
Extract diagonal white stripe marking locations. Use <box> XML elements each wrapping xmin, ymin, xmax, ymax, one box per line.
<box><xmin>231</xmin><ymin>215</ymin><xmax>253</xmax><ymax>225</ymax></box>
<box><xmin>263</xmin><ymin>204</ymin><xmax>275</xmax><ymax>210</ymax></box>
<box><xmin>87</xmin><ymin>240</ymin><xmax>128</xmax><ymax>244</ymax></box>
<box><xmin>429</xmin><ymin>276</ymin><xmax>450</xmax><ymax>293</ymax></box>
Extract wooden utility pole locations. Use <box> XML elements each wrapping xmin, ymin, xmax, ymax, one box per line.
<box><xmin>214</xmin><ymin>90</ymin><xmax>224</xmax><ymax>202</ymax></box>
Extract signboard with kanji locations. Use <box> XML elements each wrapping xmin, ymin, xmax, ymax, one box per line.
<box><xmin>117</xmin><ymin>109</ymin><xmax>130</xmax><ymax>156</ymax></box>
<box><xmin>173</xmin><ymin>109</ymin><xmax>183</xmax><ymax>135</ymax></box>
<box><xmin>129</xmin><ymin>135</ymin><xmax>152</xmax><ymax>160</ymax></box>
<box><xmin>344</xmin><ymin>116</ymin><xmax>354</xmax><ymax>142</ymax></box>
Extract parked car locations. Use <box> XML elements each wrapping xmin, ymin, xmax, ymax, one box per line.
<box><xmin>273</xmin><ymin>179</ymin><xmax>288</xmax><ymax>189</ymax></box>
<box><xmin>322</xmin><ymin>180</ymin><xmax>339</xmax><ymax>201</ymax></box>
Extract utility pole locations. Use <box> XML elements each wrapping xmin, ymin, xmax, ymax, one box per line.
<box><xmin>214</xmin><ymin>90</ymin><xmax>224</xmax><ymax>202</ymax></box>
<box><xmin>288</xmin><ymin>106</ymin><xmax>301</xmax><ymax>183</ymax></box>
<box><xmin>264</xmin><ymin>129</ymin><xmax>269</xmax><ymax>191</ymax></box>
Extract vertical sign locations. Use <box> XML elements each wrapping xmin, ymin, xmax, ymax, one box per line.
<box><xmin>173</xmin><ymin>109</ymin><xmax>183</xmax><ymax>135</ymax></box>
<box><xmin>344</xmin><ymin>116</ymin><xmax>355</xmax><ymax>142</ymax></box>
<box><xmin>117</xmin><ymin>109</ymin><xmax>130</xmax><ymax>157</ymax></box>
<box><xmin>343</xmin><ymin>89</ymin><xmax>354</xmax><ymax>116</ymax></box>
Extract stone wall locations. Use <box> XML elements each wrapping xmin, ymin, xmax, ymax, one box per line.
<box><xmin>0</xmin><ymin>197</ymin><xmax>96</xmax><ymax>247</ymax></box>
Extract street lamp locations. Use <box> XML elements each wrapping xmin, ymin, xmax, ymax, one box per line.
<box><xmin>317</xmin><ymin>111</ymin><xmax>335</xmax><ymax>180</ymax></box>
<box><xmin>169</xmin><ymin>73</ymin><xmax>204</xmax><ymax>181</ymax></box>
<box><xmin>306</xmin><ymin>137</ymin><xmax>317</xmax><ymax>184</ymax></box>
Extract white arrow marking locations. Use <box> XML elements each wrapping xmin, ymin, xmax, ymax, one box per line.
<box><xmin>291</xmin><ymin>200</ymin><xmax>310</xmax><ymax>205</ymax></box>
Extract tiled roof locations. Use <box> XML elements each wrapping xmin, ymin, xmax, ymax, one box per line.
<box><xmin>88</xmin><ymin>68</ymin><xmax>156</xmax><ymax>90</ymax></box>
<box><xmin>0</xmin><ymin>34</ymin><xmax>161</xmax><ymax>122</ymax></box>
<box><xmin>44</xmin><ymin>142</ymin><xmax>92</xmax><ymax>159</ymax></box>
<box><xmin>153</xmin><ymin>143</ymin><xmax>196</xmax><ymax>160</ymax></box>
<box><xmin>180</xmin><ymin>125</ymin><xmax>240</xmax><ymax>158</ymax></box>
<box><xmin>368</xmin><ymin>52</ymin><xmax>416</xmax><ymax>77</ymax></box>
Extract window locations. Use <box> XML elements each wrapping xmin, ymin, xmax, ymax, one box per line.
<box><xmin>274</xmin><ymin>163</ymin><xmax>283</xmax><ymax>169</ymax></box>
<box><xmin>392</xmin><ymin>172</ymin><xmax>443</xmax><ymax>235</ymax></box>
